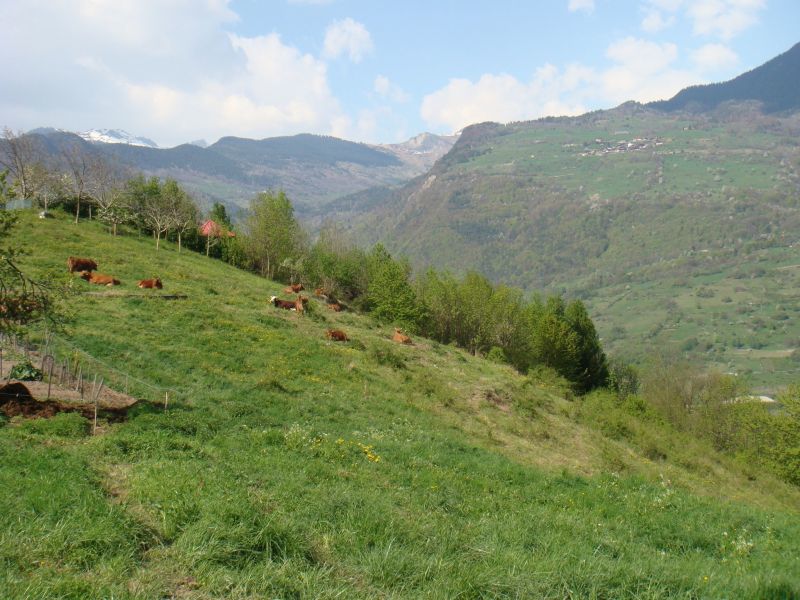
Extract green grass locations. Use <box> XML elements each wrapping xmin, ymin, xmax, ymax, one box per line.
<box><xmin>2</xmin><ymin>209</ymin><xmax>799</xmax><ymax>598</ymax></box>
<box><xmin>345</xmin><ymin>106</ymin><xmax>800</xmax><ymax>390</ymax></box>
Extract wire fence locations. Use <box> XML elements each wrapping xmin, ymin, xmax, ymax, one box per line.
<box><xmin>0</xmin><ymin>331</ymin><xmax>180</xmax><ymax>408</ymax></box>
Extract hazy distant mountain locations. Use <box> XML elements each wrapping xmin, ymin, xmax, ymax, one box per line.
<box><xmin>650</xmin><ymin>41</ymin><xmax>800</xmax><ymax>114</ymax></box>
<box><xmin>20</xmin><ymin>129</ymin><xmax>457</xmax><ymax>213</ymax></box>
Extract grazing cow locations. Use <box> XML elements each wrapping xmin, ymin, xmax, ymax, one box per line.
<box><xmin>392</xmin><ymin>328</ymin><xmax>413</xmax><ymax>345</ymax></box>
<box><xmin>283</xmin><ymin>283</ymin><xmax>304</xmax><ymax>294</ymax></box>
<box><xmin>67</xmin><ymin>256</ymin><xmax>98</xmax><ymax>273</ymax></box>
<box><xmin>269</xmin><ymin>296</ymin><xmax>297</xmax><ymax>310</ymax></box>
<box><xmin>80</xmin><ymin>271</ymin><xmax>120</xmax><ymax>286</ymax></box>
<box><xmin>327</xmin><ymin>302</ymin><xmax>343</xmax><ymax>312</ymax></box>
<box><xmin>325</xmin><ymin>329</ymin><xmax>349</xmax><ymax>342</ymax></box>
<box><xmin>137</xmin><ymin>278</ymin><xmax>163</xmax><ymax>289</ymax></box>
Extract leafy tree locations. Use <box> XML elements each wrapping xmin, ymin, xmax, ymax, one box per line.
<box><xmin>0</xmin><ymin>171</ymin><xmax>57</xmax><ymax>334</ymax></box>
<box><xmin>243</xmin><ymin>190</ymin><xmax>306</xmax><ymax>280</ymax></box>
<box><xmin>162</xmin><ymin>179</ymin><xmax>198</xmax><ymax>252</ymax></box>
<box><xmin>526</xmin><ymin>296</ymin><xmax>582</xmax><ymax>385</ymax></box>
<box><xmin>123</xmin><ymin>174</ymin><xmax>161</xmax><ymax>235</ymax></box>
<box><xmin>304</xmin><ymin>222</ymin><xmax>368</xmax><ymax>299</ymax></box>
<box><xmin>209</xmin><ymin>202</ymin><xmax>232</xmax><ymax>228</ymax></box>
<box><xmin>365</xmin><ymin>244</ymin><xmax>425</xmax><ymax>332</ymax></box>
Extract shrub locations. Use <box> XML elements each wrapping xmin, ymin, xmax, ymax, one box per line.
<box><xmin>9</xmin><ymin>360</ymin><xmax>43</xmax><ymax>381</ymax></box>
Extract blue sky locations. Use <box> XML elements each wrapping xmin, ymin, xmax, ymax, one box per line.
<box><xmin>1</xmin><ymin>0</ymin><xmax>797</xmax><ymax>147</ymax></box>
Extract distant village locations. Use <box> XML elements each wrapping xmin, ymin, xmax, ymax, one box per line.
<box><xmin>574</xmin><ymin>136</ymin><xmax>665</xmax><ymax>157</ymax></box>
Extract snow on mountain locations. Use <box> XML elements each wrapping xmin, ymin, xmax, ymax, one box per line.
<box><xmin>78</xmin><ymin>128</ymin><xmax>159</xmax><ymax>148</ymax></box>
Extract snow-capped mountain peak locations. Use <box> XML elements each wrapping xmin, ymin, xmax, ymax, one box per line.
<box><xmin>78</xmin><ymin>128</ymin><xmax>159</xmax><ymax>148</ymax></box>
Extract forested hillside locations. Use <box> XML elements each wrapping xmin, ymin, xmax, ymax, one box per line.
<box><xmin>650</xmin><ymin>41</ymin><xmax>800</xmax><ymax>114</ymax></box>
<box><xmin>334</xmin><ymin>103</ymin><xmax>800</xmax><ymax>387</ymax></box>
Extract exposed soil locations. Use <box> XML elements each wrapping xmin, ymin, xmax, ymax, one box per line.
<box><xmin>0</xmin><ymin>354</ymin><xmax>139</xmax><ymax>421</ymax></box>
<box><xmin>0</xmin><ymin>381</ymin><xmax>130</xmax><ymax>421</ymax></box>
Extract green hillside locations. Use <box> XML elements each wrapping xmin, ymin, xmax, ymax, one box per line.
<box><xmin>1</xmin><ymin>209</ymin><xmax>799</xmax><ymax>598</ymax></box>
<box><xmin>337</xmin><ymin>103</ymin><xmax>800</xmax><ymax>388</ymax></box>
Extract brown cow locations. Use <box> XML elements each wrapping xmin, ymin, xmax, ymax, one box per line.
<box><xmin>327</xmin><ymin>302</ymin><xmax>343</xmax><ymax>312</ymax></box>
<box><xmin>137</xmin><ymin>278</ymin><xmax>163</xmax><ymax>289</ymax></box>
<box><xmin>270</xmin><ymin>296</ymin><xmax>296</xmax><ymax>310</ymax></box>
<box><xmin>294</xmin><ymin>296</ymin><xmax>305</xmax><ymax>314</ymax></box>
<box><xmin>392</xmin><ymin>328</ymin><xmax>413</xmax><ymax>345</ymax></box>
<box><xmin>67</xmin><ymin>256</ymin><xmax>97</xmax><ymax>273</ymax></box>
<box><xmin>325</xmin><ymin>329</ymin><xmax>349</xmax><ymax>342</ymax></box>
<box><xmin>314</xmin><ymin>287</ymin><xmax>327</xmax><ymax>298</ymax></box>
<box><xmin>283</xmin><ymin>283</ymin><xmax>304</xmax><ymax>294</ymax></box>
<box><xmin>80</xmin><ymin>271</ymin><xmax>120</xmax><ymax>286</ymax></box>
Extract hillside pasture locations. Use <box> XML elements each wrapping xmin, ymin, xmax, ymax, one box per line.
<box><xmin>1</xmin><ymin>210</ymin><xmax>799</xmax><ymax>598</ymax></box>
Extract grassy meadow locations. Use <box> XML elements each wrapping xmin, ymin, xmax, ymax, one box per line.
<box><xmin>1</xmin><ymin>209</ymin><xmax>799</xmax><ymax>598</ymax></box>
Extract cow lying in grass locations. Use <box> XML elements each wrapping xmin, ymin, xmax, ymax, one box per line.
<box><xmin>270</xmin><ymin>296</ymin><xmax>297</xmax><ymax>310</ymax></box>
<box><xmin>67</xmin><ymin>256</ymin><xmax>97</xmax><ymax>273</ymax></box>
<box><xmin>392</xmin><ymin>328</ymin><xmax>413</xmax><ymax>345</ymax></box>
<box><xmin>325</xmin><ymin>329</ymin><xmax>349</xmax><ymax>342</ymax></box>
<box><xmin>138</xmin><ymin>278</ymin><xmax>162</xmax><ymax>289</ymax></box>
<box><xmin>80</xmin><ymin>271</ymin><xmax>120</xmax><ymax>286</ymax></box>
<box><xmin>283</xmin><ymin>283</ymin><xmax>304</xmax><ymax>294</ymax></box>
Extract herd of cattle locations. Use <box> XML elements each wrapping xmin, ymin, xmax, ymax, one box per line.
<box><xmin>67</xmin><ymin>257</ymin><xmax>412</xmax><ymax>346</ymax></box>
<box><xmin>67</xmin><ymin>256</ymin><xmax>161</xmax><ymax>289</ymax></box>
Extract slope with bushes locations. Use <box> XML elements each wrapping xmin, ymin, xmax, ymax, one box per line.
<box><xmin>1</xmin><ymin>209</ymin><xmax>799</xmax><ymax>599</ymax></box>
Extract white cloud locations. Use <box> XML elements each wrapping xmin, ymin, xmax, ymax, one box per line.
<box><xmin>686</xmin><ymin>0</ymin><xmax>765</xmax><ymax>40</ymax></box>
<box><xmin>568</xmin><ymin>0</ymin><xmax>595</xmax><ymax>13</ymax></box>
<box><xmin>420</xmin><ymin>35</ymin><xmax>709</xmax><ymax>132</ymax></box>
<box><xmin>602</xmin><ymin>37</ymin><xmax>696</xmax><ymax>104</ymax></box>
<box><xmin>421</xmin><ymin>67</ymin><xmax>592</xmax><ymax>133</ymax></box>
<box><xmin>374</xmin><ymin>75</ymin><xmax>410</xmax><ymax>103</ymax></box>
<box><xmin>691</xmin><ymin>43</ymin><xmax>738</xmax><ymax>71</ymax></box>
<box><xmin>322</xmin><ymin>17</ymin><xmax>373</xmax><ymax>63</ymax></box>
<box><xmin>0</xmin><ymin>0</ymin><xmax>363</xmax><ymax>146</ymax></box>
<box><xmin>641</xmin><ymin>9</ymin><xmax>675</xmax><ymax>32</ymax></box>
<box><xmin>640</xmin><ymin>0</ymin><xmax>765</xmax><ymax>40</ymax></box>
<box><xmin>606</xmin><ymin>37</ymin><xmax>678</xmax><ymax>76</ymax></box>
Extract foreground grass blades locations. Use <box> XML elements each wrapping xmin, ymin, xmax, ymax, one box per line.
<box><xmin>1</xmin><ymin>210</ymin><xmax>798</xmax><ymax>598</ymax></box>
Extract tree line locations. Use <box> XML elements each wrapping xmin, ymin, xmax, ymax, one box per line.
<box><xmin>1</xmin><ymin>128</ymin><xmax>608</xmax><ymax>392</ymax></box>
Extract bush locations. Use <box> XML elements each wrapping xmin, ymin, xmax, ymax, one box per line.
<box><xmin>9</xmin><ymin>360</ymin><xmax>43</xmax><ymax>381</ymax></box>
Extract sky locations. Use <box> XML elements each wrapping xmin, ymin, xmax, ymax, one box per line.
<box><xmin>1</xmin><ymin>0</ymin><xmax>798</xmax><ymax>148</ymax></box>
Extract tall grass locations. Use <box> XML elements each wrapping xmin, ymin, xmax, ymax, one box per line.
<box><xmin>0</xmin><ymin>209</ymin><xmax>798</xmax><ymax>598</ymax></box>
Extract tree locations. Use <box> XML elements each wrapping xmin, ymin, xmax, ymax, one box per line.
<box><xmin>89</xmin><ymin>157</ymin><xmax>128</xmax><ymax>235</ymax></box>
<box><xmin>0</xmin><ymin>171</ymin><xmax>56</xmax><ymax>334</ymax></box>
<box><xmin>304</xmin><ymin>222</ymin><xmax>368</xmax><ymax>300</ymax></box>
<box><xmin>564</xmin><ymin>299</ymin><xmax>609</xmax><ymax>393</ymax></box>
<box><xmin>61</xmin><ymin>143</ymin><xmax>91</xmax><ymax>223</ymax></box>
<box><xmin>365</xmin><ymin>244</ymin><xmax>425</xmax><ymax>332</ymax></box>
<box><xmin>161</xmin><ymin>179</ymin><xmax>197</xmax><ymax>252</ymax></box>
<box><xmin>29</xmin><ymin>163</ymin><xmax>68</xmax><ymax>214</ymax></box>
<box><xmin>0</xmin><ymin>128</ymin><xmax>40</xmax><ymax>201</ymax></box>
<box><xmin>244</xmin><ymin>190</ymin><xmax>306</xmax><ymax>280</ymax></box>
<box><xmin>123</xmin><ymin>174</ymin><xmax>160</xmax><ymax>234</ymax></box>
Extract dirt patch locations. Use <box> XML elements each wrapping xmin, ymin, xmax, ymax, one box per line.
<box><xmin>1</xmin><ymin>357</ymin><xmax>139</xmax><ymax>409</ymax></box>
<box><xmin>0</xmin><ymin>381</ymin><xmax>131</xmax><ymax>421</ymax></box>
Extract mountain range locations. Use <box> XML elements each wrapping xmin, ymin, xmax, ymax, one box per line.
<box><xmin>23</xmin><ymin>128</ymin><xmax>457</xmax><ymax>215</ymax></box>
